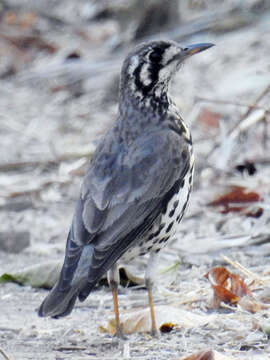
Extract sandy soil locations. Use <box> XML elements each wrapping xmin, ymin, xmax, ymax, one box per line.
<box><xmin>1</xmin><ymin>1</ymin><xmax>270</xmax><ymax>359</ymax></box>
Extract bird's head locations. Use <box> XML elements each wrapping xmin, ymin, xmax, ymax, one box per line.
<box><xmin>120</xmin><ymin>40</ymin><xmax>214</xmax><ymax>107</ymax></box>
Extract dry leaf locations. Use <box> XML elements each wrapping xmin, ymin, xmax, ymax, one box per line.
<box><xmin>197</xmin><ymin>108</ymin><xmax>221</xmax><ymax>129</ymax></box>
<box><xmin>211</xmin><ymin>285</ymin><xmax>240</xmax><ymax>307</ymax></box>
<box><xmin>160</xmin><ymin>322</ymin><xmax>174</xmax><ymax>333</ymax></box>
<box><xmin>208</xmin><ymin>185</ymin><xmax>262</xmax><ymax>216</ymax></box>
<box><xmin>204</xmin><ymin>267</ymin><xmax>262</xmax><ymax>311</ymax></box>
<box><xmin>209</xmin><ymin>186</ymin><xmax>260</xmax><ymax>206</ymax></box>
<box><xmin>181</xmin><ymin>349</ymin><xmax>235</xmax><ymax>360</ymax></box>
<box><xmin>101</xmin><ymin>306</ymin><xmax>215</xmax><ymax>335</ymax></box>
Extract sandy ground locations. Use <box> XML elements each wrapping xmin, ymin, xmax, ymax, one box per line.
<box><xmin>1</xmin><ymin>1</ymin><xmax>270</xmax><ymax>359</ymax></box>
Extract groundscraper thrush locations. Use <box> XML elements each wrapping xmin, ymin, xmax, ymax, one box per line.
<box><xmin>39</xmin><ymin>40</ymin><xmax>214</xmax><ymax>337</ymax></box>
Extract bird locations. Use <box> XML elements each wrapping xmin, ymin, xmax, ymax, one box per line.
<box><xmin>38</xmin><ymin>39</ymin><xmax>214</xmax><ymax>337</ymax></box>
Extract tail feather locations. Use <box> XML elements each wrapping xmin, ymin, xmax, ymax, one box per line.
<box><xmin>38</xmin><ymin>244</ymin><xmax>95</xmax><ymax>318</ymax></box>
<box><xmin>38</xmin><ymin>283</ymin><xmax>79</xmax><ymax>318</ymax></box>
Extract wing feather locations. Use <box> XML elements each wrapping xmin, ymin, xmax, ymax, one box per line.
<box><xmin>61</xmin><ymin>128</ymin><xmax>190</xmax><ymax>296</ymax></box>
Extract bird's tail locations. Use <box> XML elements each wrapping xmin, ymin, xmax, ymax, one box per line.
<box><xmin>38</xmin><ymin>243</ymin><xmax>95</xmax><ymax>318</ymax></box>
<box><xmin>38</xmin><ymin>281</ymin><xmax>78</xmax><ymax>318</ymax></box>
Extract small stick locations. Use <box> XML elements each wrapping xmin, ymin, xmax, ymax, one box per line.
<box><xmin>55</xmin><ymin>346</ymin><xmax>87</xmax><ymax>351</ymax></box>
<box><xmin>229</xmin><ymin>109</ymin><xmax>266</xmax><ymax>140</ymax></box>
<box><xmin>222</xmin><ymin>255</ymin><xmax>266</xmax><ymax>286</ymax></box>
<box><xmin>230</xmin><ymin>83</ymin><xmax>270</xmax><ymax>135</ymax></box>
<box><xmin>0</xmin><ymin>150</ymin><xmax>93</xmax><ymax>172</ymax></box>
<box><xmin>206</xmin><ymin>83</ymin><xmax>270</xmax><ymax>161</ymax></box>
<box><xmin>0</xmin><ymin>348</ymin><xmax>12</xmax><ymax>360</ymax></box>
<box><xmin>195</xmin><ymin>96</ymin><xmax>268</xmax><ymax>111</ymax></box>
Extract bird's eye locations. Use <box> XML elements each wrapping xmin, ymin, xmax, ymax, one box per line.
<box><xmin>149</xmin><ymin>50</ymin><xmax>162</xmax><ymax>63</ymax></box>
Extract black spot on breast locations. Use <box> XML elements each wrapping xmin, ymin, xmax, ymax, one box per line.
<box><xmin>153</xmin><ymin>228</ymin><xmax>161</xmax><ymax>237</ymax></box>
<box><xmin>161</xmin><ymin>178</ymin><xmax>183</xmax><ymax>215</ymax></box>
<box><xmin>155</xmin><ymin>249</ymin><xmax>161</xmax><ymax>253</ymax></box>
<box><xmin>180</xmin><ymin>179</ymin><xmax>185</xmax><ymax>188</ymax></box>
<box><xmin>177</xmin><ymin>214</ymin><xmax>183</xmax><ymax>223</ymax></box>
<box><xmin>148</xmin><ymin>233</ymin><xmax>155</xmax><ymax>241</ymax></box>
<box><xmin>169</xmin><ymin>208</ymin><xmax>175</xmax><ymax>218</ymax></box>
<box><xmin>189</xmin><ymin>174</ymin><xmax>192</xmax><ymax>185</ymax></box>
<box><xmin>185</xmin><ymin>137</ymin><xmax>192</xmax><ymax>145</ymax></box>
<box><xmin>159</xmin><ymin>236</ymin><xmax>170</xmax><ymax>243</ymax></box>
<box><xmin>182</xmin><ymin>200</ymin><xmax>188</xmax><ymax>213</ymax></box>
<box><xmin>160</xmin><ymin>223</ymin><xmax>165</xmax><ymax>230</ymax></box>
<box><xmin>173</xmin><ymin>200</ymin><xmax>179</xmax><ymax>209</ymax></box>
<box><xmin>153</xmin><ymin>238</ymin><xmax>159</xmax><ymax>244</ymax></box>
<box><xmin>166</xmin><ymin>221</ymin><xmax>174</xmax><ymax>233</ymax></box>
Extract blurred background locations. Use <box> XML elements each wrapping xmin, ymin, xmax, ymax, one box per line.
<box><xmin>0</xmin><ymin>0</ymin><xmax>270</xmax><ymax>358</ymax></box>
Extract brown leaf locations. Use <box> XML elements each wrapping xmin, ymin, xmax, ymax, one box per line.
<box><xmin>204</xmin><ymin>267</ymin><xmax>231</xmax><ymax>287</ymax></box>
<box><xmin>205</xmin><ymin>267</ymin><xmax>254</xmax><ymax>309</ymax></box>
<box><xmin>220</xmin><ymin>206</ymin><xmax>245</xmax><ymax>214</ymax></box>
<box><xmin>230</xmin><ymin>273</ymin><xmax>250</xmax><ymax>297</ymax></box>
<box><xmin>197</xmin><ymin>108</ymin><xmax>221</xmax><ymax>128</ymax></box>
<box><xmin>212</xmin><ymin>285</ymin><xmax>240</xmax><ymax>306</ymax></box>
<box><xmin>208</xmin><ymin>186</ymin><xmax>262</xmax><ymax>216</ymax></box>
<box><xmin>209</xmin><ymin>186</ymin><xmax>260</xmax><ymax>206</ymax></box>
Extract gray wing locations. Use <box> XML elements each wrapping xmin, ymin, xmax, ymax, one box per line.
<box><xmin>60</xmin><ymin>128</ymin><xmax>190</xmax><ymax>298</ymax></box>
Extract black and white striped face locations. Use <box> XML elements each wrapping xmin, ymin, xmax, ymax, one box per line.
<box><xmin>123</xmin><ymin>40</ymin><xmax>183</xmax><ymax>97</ymax></box>
<box><xmin>121</xmin><ymin>40</ymin><xmax>214</xmax><ymax>99</ymax></box>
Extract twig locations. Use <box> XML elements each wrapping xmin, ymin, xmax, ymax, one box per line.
<box><xmin>222</xmin><ymin>255</ymin><xmax>266</xmax><ymax>286</ymax></box>
<box><xmin>206</xmin><ymin>83</ymin><xmax>270</xmax><ymax>161</ymax></box>
<box><xmin>6</xmin><ymin>177</ymin><xmax>71</xmax><ymax>198</ymax></box>
<box><xmin>0</xmin><ymin>348</ymin><xmax>12</xmax><ymax>360</ymax></box>
<box><xmin>230</xmin><ymin>83</ymin><xmax>270</xmax><ymax>135</ymax></box>
<box><xmin>229</xmin><ymin>109</ymin><xmax>266</xmax><ymax>140</ymax></box>
<box><xmin>0</xmin><ymin>150</ymin><xmax>93</xmax><ymax>172</ymax></box>
<box><xmin>55</xmin><ymin>346</ymin><xmax>87</xmax><ymax>351</ymax></box>
<box><xmin>195</xmin><ymin>96</ymin><xmax>270</xmax><ymax>113</ymax></box>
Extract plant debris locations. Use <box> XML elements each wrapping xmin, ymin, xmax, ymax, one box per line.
<box><xmin>100</xmin><ymin>306</ymin><xmax>216</xmax><ymax>336</ymax></box>
<box><xmin>208</xmin><ymin>186</ymin><xmax>263</xmax><ymax>216</ymax></box>
<box><xmin>205</xmin><ymin>266</ymin><xmax>263</xmax><ymax>312</ymax></box>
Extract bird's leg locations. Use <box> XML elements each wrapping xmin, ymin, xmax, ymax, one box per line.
<box><xmin>107</xmin><ymin>263</ymin><xmax>125</xmax><ymax>339</ymax></box>
<box><xmin>145</xmin><ymin>252</ymin><xmax>160</xmax><ymax>337</ymax></box>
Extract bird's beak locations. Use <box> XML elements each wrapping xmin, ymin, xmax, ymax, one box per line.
<box><xmin>183</xmin><ymin>43</ymin><xmax>215</xmax><ymax>57</ymax></box>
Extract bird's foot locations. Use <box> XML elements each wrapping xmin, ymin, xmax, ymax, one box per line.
<box><xmin>150</xmin><ymin>326</ymin><xmax>160</xmax><ymax>338</ymax></box>
<box><xmin>114</xmin><ymin>325</ymin><xmax>127</xmax><ymax>340</ymax></box>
